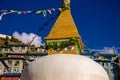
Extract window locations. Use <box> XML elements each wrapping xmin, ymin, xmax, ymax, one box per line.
<box><xmin>21</xmin><ymin>47</ymin><xmax>25</xmax><ymax>50</ymax></box>
<box><xmin>14</xmin><ymin>60</ymin><xmax>19</xmax><ymax>66</ymax></box>
<box><xmin>13</xmin><ymin>67</ymin><xmax>18</xmax><ymax>72</ymax></box>
<box><xmin>104</xmin><ymin>62</ymin><xmax>108</xmax><ymax>69</ymax></box>
<box><xmin>15</xmin><ymin>47</ymin><xmax>19</xmax><ymax>50</ymax></box>
<box><xmin>110</xmin><ymin>63</ymin><xmax>114</xmax><ymax>69</ymax></box>
<box><xmin>8</xmin><ymin>67</ymin><xmax>11</xmax><ymax>72</ymax></box>
<box><xmin>8</xmin><ymin>60</ymin><xmax>12</xmax><ymax>65</ymax></box>
<box><xmin>4</xmin><ymin>69</ymin><xmax>7</xmax><ymax>73</ymax></box>
<box><xmin>4</xmin><ymin>48</ymin><xmax>8</xmax><ymax>52</ymax></box>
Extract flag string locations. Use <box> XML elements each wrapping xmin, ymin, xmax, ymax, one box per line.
<box><xmin>0</xmin><ymin>7</ymin><xmax>63</xmax><ymax>20</ymax></box>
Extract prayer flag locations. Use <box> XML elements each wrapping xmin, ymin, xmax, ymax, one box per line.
<box><xmin>47</xmin><ymin>10</ymin><xmax>52</xmax><ymax>14</ymax></box>
<box><xmin>51</xmin><ymin>8</ymin><xmax>55</xmax><ymax>11</ymax></box>
<box><xmin>42</xmin><ymin>10</ymin><xmax>47</xmax><ymax>17</ymax></box>
<box><xmin>10</xmin><ymin>10</ymin><xmax>17</xmax><ymax>13</ymax></box>
<box><xmin>23</xmin><ymin>11</ymin><xmax>28</xmax><ymax>14</ymax></box>
<box><xmin>58</xmin><ymin>8</ymin><xmax>62</xmax><ymax>11</ymax></box>
<box><xmin>35</xmin><ymin>10</ymin><xmax>41</xmax><ymax>14</ymax></box>
<box><xmin>17</xmin><ymin>11</ymin><xmax>22</xmax><ymax>14</ymax></box>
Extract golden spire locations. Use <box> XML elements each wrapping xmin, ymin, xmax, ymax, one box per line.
<box><xmin>45</xmin><ymin>8</ymin><xmax>80</xmax><ymax>40</ymax></box>
<box><xmin>45</xmin><ymin>0</ymin><xmax>83</xmax><ymax>40</ymax></box>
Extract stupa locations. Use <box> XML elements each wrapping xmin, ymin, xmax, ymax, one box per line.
<box><xmin>21</xmin><ymin>54</ymin><xmax>110</xmax><ymax>80</ymax></box>
<box><xmin>45</xmin><ymin>0</ymin><xmax>84</xmax><ymax>55</ymax></box>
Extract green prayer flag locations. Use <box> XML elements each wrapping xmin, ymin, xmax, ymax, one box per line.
<box><xmin>42</xmin><ymin>10</ymin><xmax>47</xmax><ymax>17</ymax></box>
<box><xmin>17</xmin><ymin>11</ymin><xmax>22</xmax><ymax>14</ymax></box>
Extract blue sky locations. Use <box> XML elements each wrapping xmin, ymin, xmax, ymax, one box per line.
<box><xmin>0</xmin><ymin>0</ymin><xmax>120</xmax><ymax>53</ymax></box>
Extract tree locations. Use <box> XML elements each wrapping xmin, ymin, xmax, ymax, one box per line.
<box><xmin>40</xmin><ymin>45</ymin><xmax>45</xmax><ymax>49</ymax></box>
<box><xmin>5</xmin><ymin>36</ymin><xmax>9</xmax><ymax>41</ymax></box>
<box><xmin>4</xmin><ymin>41</ymin><xmax>8</xmax><ymax>46</ymax></box>
<box><xmin>11</xmin><ymin>37</ymin><xmax>20</xmax><ymax>42</ymax></box>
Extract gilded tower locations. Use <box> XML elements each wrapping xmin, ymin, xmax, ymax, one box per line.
<box><xmin>45</xmin><ymin>0</ymin><xmax>84</xmax><ymax>55</ymax></box>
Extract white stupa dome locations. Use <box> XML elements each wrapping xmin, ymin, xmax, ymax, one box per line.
<box><xmin>21</xmin><ymin>54</ymin><xmax>109</xmax><ymax>80</ymax></box>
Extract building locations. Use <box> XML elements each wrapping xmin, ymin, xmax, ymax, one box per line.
<box><xmin>45</xmin><ymin>0</ymin><xmax>84</xmax><ymax>55</ymax></box>
<box><xmin>0</xmin><ymin>43</ymin><xmax>47</xmax><ymax>75</ymax></box>
<box><xmin>81</xmin><ymin>52</ymin><xmax>120</xmax><ymax>80</ymax></box>
<box><xmin>36</xmin><ymin>47</ymin><xmax>46</xmax><ymax>52</ymax></box>
<box><xmin>0</xmin><ymin>44</ymin><xmax>28</xmax><ymax>54</ymax></box>
<box><xmin>0</xmin><ymin>44</ymin><xmax>28</xmax><ymax>75</ymax></box>
<box><xmin>28</xmin><ymin>46</ymin><xmax>46</xmax><ymax>53</ymax></box>
<box><xmin>6</xmin><ymin>44</ymin><xmax>28</xmax><ymax>53</ymax></box>
<box><xmin>0</xmin><ymin>47</ymin><xmax>11</xmax><ymax>54</ymax></box>
<box><xmin>0</xmin><ymin>58</ymin><xmax>24</xmax><ymax>74</ymax></box>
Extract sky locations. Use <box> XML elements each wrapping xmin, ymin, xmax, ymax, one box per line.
<box><xmin>0</xmin><ymin>0</ymin><xmax>120</xmax><ymax>54</ymax></box>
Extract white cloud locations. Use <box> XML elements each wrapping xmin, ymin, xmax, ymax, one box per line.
<box><xmin>94</xmin><ymin>47</ymin><xmax>118</xmax><ymax>54</ymax></box>
<box><xmin>12</xmin><ymin>31</ymin><xmax>44</xmax><ymax>47</ymax></box>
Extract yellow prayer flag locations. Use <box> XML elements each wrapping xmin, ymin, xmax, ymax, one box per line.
<box><xmin>58</xmin><ymin>8</ymin><xmax>62</xmax><ymax>11</ymax></box>
<box><xmin>10</xmin><ymin>10</ymin><xmax>17</xmax><ymax>13</ymax></box>
<box><xmin>35</xmin><ymin>10</ymin><xmax>41</xmax><ymax>14</ymax></box>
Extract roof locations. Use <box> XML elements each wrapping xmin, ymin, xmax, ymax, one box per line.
<box><xmin>45</xmin><ymin>8</ymin><xmax>81</xmax><ymax>40</ymax></box>
<box><xmin>81</xmin><ymin>52</ymin><xmax>118</xmax><ymax>57</ymax></box>
<box><xmin>0</xmin><ymin>46</ymin><xmax>11</xmax><ymax>48</ymax></box>
<box><xmin>28</xmin><ymin>52</ymin><xmax>48</xmax><ymax>56</ymax></box>
<box><xmin>7</xmin><ymin>44</ymin><xmax>28</xmax><ymax>47</ymax></box>
<box><xmin>4</xmin><ymin>52</ymin><xmax>48</xmax><ymax>56</ymax></box>
<box><xmin>97</xmin><ymin>53</ymin><xmax>118</xmax><ymax>56</ymax></box>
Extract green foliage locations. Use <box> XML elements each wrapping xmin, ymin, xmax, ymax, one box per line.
<box><xmin>62</xmin><ymin>4</ymin><xmax>70</xmax><ymax>8</ymax></box>
<box><xmin>0</xmin><ymin>36</ymin><xmax>23</xmax><ymax>46</ymax></box>
<box><xmin>29</xmin><ymin>45</ymin><xmax>37</xmax><ymax>52</ymax></box>
<box><xmin>40</xmin><ymin>45</ymin><xmax>45</xmax><ymax>49</ymax></box>
<box><xmin>11</xmin><ymin>37</ymin><xmax>20</xmax><ymax>42</ymax></box>
<box><xmin>4</xmin><ymin>41</ymin><xmax>8</xmax><ymax>46</ymax></box>
<box><xmin>2</xmin><ymin>53</ymin><xmax>7</xmax><ymax>57</ymax></box>
<box><xmin>46</xmin><ymin>38</ymin><xmax>81</xmax><ymax>54</ymax></box>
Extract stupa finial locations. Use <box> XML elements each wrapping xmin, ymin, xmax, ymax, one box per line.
<box><xmin>62</xmin><ymin>0</ymin><xmax>70</xmax><ymax>5</ymax></box>
<box><xmin>62</xmin><ymin>0</ymin><xmax>70</xmax><ymax>7</ymax></box>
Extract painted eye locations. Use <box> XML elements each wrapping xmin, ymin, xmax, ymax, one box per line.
<box><xmin>64</xmin><ymin>46</ymin><xmax>74</xmax><ymax>50</ymax></box>
<box><xmin>52</xmin><ymin>47</ymin><xmax>60</xmax><ymax>51</ymax></box>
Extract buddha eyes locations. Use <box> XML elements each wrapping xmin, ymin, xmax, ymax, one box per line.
<box><xmin>64</xmin><ymin>46</ymin><xmax>74</xmax><ymax>50</ymax></box>
<box><xmin>52</xmin><ymin>47</ymin><xmax>60</xmax><ymax>51</ymax></box>
<box><xmin>51</xmin><ymin>46</ymin><xmax>74</xmax><ymax>51</ymax></box>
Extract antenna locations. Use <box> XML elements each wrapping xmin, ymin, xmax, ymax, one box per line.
<box><xmin>112</xmin><ymin>47</ymin><xmax>116</xmax><ymax>54</ymax></box>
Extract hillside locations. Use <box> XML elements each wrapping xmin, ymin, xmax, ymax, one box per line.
<box><xmin>0</xmin><ymin>34</ymin><xmax>23</xmax><ymax>46</ymax></box>
<box><xmin>0</xmin><ymin>34</ymin><xmax>11</xmax><ymax>39</ymax></box>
